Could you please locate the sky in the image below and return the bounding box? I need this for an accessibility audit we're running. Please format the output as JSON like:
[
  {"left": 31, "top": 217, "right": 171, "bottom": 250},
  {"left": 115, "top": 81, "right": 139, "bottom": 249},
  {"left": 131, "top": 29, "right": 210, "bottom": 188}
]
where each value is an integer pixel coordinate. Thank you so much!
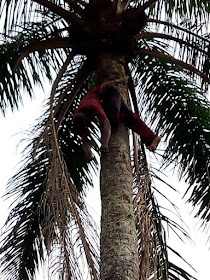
[{"left": 0, "top": 90, "right": 210, "bottom": 280}]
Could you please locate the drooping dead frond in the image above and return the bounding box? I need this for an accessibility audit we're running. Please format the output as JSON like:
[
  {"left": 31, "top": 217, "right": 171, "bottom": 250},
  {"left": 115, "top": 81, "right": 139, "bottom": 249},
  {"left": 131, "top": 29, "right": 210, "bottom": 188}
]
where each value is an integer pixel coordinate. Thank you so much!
[
  {"left": 132, "top": 139, "right": 168, "bottom": 280},
  {"left": 131, "top": 135, "right": 196, "bottom": 280},
  {"left": 40, "top": 117, "right": 100, "bottom": 279},
  {"left": 26, "top": 54, "right": 100, "bottom": 278},
  {"left": 0, "top": 55, "right": 100, "bottom": 279},
  {"left": 129, "top": 72, "right": 167, "bottom": 279},
  {"left": 33, "top": 58, "right": 90, "bottom": 158},
  {"left": 36, "top": 52, "right": 100, "bottom": 278}
]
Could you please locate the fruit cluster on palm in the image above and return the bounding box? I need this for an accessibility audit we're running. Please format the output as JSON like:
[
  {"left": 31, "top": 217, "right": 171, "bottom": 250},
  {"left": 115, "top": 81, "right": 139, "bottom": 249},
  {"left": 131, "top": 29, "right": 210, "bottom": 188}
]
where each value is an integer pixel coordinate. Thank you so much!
[{"left": 0, "top": 0, "right": 209, "bottom": 280}]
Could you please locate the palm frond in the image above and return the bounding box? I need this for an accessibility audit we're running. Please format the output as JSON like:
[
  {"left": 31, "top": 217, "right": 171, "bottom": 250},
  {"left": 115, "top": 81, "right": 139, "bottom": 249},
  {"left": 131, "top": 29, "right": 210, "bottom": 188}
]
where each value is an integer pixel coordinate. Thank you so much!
[
  {"left": 141, "top": 0, "right": 158, "bottom": 11},
  {"left": 135, "top": 19, "right": 210, "bottom": 86},
  {"left": 0, "top": 149, "right": 48, "bottom": 280},
  {"left": 0, "top": 68, "right": 101, "bottom": 279},
  {"left": 0, "top": 0, "right": 84, "bottom": 34},
  {"left": 132, "top": 137, "right": 196, "bottom": 280},
  {"left": 57, "top": 71, "right": 100, "bottom": 191},
  {"left": 0, "top": 18, "right": 73, "bottom": 113},
  {"left": 64, "top": 0, "right": 86, "bottom": 12},
  {"left": 135, "top": 48, "right": 210, "bottom": 83},
  {"left": 13, "top": 37, "right": 73, "bottom": 72},
  {"left": 0, "top": 0, "right": 37, "bottom": 33},
  {"left": 0, "top": 49, "right": 100, "bottom": 279},
  {"left": 33, "top": 56, "right": 97, "bottom": 191},
  {"left": 146, "top": 0, "right": 210, "bottom": 24},
  {"left": 0, "top": 141, "right": 100, "bottom": 280},
  {"left": 41, "top": 118, "right": 100, "bottom": 279},
  {"left": 168, "top": 262, "right": 196, "bottom": 280},
  {"left": 33, "top": 0, "right": 83, "bottom": 24},
  {"left": 137, "top": 31, "right": 209, "bottom": 59},
  {"left": 132, "top": 55, "right": 210, "bottom": 224}
]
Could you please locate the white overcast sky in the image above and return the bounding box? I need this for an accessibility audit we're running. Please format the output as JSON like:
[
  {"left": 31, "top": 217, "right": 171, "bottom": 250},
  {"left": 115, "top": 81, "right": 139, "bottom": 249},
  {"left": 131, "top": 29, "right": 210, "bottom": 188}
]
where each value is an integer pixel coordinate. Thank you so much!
[{"left": 0, "top": 87, "right": 210, "bottom": 280}]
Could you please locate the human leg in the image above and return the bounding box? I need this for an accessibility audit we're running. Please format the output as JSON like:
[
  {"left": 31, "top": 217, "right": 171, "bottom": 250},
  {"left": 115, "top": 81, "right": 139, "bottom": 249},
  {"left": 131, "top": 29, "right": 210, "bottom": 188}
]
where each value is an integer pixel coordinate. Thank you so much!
[
  {"left": 148, "top": 136, "right": 161, "bottom": 151},
  {"left": 103, "top": 84, "right": 121, "bottom": 125},
  {"left": 123, "top": 111, "right": 161, "bottom": 151},
  {"left": 100, "top": 118, "right": 111, "bottom": 153},
  {"left": 74, "top": 103, "right": 111, "bottom": 157},
  {"left": 102, "top": 84, "right": 161, "bottom": 151}
]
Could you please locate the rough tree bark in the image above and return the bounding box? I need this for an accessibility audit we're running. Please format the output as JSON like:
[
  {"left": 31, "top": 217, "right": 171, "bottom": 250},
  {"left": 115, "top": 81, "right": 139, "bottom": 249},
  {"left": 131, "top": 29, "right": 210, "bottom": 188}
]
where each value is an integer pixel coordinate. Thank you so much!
[{"left": 98, "top": 52, "right": 139, "bottom": 280}]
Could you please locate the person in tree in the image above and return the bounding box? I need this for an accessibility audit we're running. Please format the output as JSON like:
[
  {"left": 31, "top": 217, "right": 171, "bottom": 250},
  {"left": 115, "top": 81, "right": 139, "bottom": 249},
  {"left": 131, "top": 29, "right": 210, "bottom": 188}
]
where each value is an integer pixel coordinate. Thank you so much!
[{"left": 73, "top": 84, "right": 161, "bottom": 160}]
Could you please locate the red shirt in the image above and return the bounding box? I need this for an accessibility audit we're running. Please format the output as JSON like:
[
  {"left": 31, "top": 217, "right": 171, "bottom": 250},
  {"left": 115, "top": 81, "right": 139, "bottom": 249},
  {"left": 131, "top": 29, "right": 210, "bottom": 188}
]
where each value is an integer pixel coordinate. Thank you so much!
[{"left": 74, "top": 84, "right": 107, "bottom": 122}]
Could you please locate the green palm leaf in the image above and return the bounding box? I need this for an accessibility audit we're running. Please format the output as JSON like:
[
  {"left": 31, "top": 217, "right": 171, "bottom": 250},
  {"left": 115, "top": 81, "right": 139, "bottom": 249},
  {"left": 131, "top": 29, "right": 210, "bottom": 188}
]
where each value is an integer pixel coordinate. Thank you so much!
[
  {"left": 140, "top": 0, "right": 210, "bottom": 22},
  {"left": 0, "top": 19, "right": 73, "bottom": 113},
  {"left": 132, "top": 53, "right": 210, "bottom": 223}
]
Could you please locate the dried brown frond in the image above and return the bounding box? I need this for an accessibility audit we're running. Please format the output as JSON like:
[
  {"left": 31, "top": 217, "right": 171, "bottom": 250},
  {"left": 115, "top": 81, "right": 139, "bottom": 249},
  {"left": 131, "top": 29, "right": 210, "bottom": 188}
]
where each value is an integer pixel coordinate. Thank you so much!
[
  {"left": 132, "top": 138, "right": 168, "bottom": 280},
  {"left": 133, "top": 144, "right": 155, "bottom": 280},
  {"left": 33, "top": 59, "right": 89, "bottom": 158},
  {"left": 30, "top": 56, "right": 99, "bottom": 279},
  {"left": 40, "top": 117, "right": 100, "bottom": 279}
]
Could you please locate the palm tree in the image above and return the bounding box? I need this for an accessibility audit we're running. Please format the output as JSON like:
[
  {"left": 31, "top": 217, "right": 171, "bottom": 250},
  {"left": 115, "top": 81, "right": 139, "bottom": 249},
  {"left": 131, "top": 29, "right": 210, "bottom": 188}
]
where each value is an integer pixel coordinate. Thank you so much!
[{"left": 0, "top": 0, "right": 209, "bottom": 279}]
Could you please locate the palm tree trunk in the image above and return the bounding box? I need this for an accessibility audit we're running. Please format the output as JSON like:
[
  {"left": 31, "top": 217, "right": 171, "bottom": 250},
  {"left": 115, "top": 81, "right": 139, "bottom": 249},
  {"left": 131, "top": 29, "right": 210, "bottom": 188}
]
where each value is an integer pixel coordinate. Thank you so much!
[{"left": 98, "top": 52, "right": 139, "bottom": 280}]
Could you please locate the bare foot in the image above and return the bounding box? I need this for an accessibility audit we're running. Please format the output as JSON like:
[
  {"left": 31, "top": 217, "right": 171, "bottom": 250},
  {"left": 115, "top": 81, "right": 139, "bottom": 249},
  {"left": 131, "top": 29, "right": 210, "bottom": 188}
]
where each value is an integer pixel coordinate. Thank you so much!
[
  {"left": 149, "top": 136, "right": 161, "bottom": 152},
  {"left": 100, "top": 145, "right": 109, "bottom": 153},
  {"left": 83, "top": 140, "right": 93, "bottom": 160}
]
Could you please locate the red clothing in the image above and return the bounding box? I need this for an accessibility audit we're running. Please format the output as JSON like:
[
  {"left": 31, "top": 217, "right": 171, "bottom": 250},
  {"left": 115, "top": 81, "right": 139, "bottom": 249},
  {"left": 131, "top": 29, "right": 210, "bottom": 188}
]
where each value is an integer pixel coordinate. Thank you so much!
[
  {"left": 74, "top": 84, "right": 156, "bottom": 146},
  {"left": 74, "top": 84, "right": 107, "bottom": 122},
  {"left": 124, "top": 111, "right": 156, "bottom": 147}
]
